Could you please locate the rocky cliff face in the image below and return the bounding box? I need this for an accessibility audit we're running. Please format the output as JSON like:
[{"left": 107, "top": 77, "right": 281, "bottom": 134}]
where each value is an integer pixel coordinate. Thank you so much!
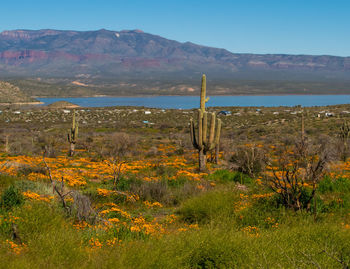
[{"left": 0, "top": 29, "right": 350, "bottom": 81}]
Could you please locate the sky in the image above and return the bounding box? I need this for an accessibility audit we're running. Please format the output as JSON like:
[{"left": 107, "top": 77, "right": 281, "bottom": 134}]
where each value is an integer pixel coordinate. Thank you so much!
[{"left": 1, "top": 0, "right": 350, "bottom": 56}]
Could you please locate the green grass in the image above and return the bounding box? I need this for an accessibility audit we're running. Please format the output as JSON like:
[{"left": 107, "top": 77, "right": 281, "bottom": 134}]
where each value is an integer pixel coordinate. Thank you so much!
[
  {"left": 2, "top": 152, "right": 350, "bottom": 268},
  {"left": 207, "top": 169, "right": 253, "bottom": 184},
  {"left": 3, "top": 211, "right": 350, "bottom": 268},
  {"left": 113, "top": 221, "right": 350, "bottom": 268},
  {"left": 1, "top": 176, "right": 350, "bottom": 268},
  {"left": 0, "top": 174, "right": 18, "bottom": 192},
  {"left": 177, "top": 186, "right": 238, "bottom": 224}
]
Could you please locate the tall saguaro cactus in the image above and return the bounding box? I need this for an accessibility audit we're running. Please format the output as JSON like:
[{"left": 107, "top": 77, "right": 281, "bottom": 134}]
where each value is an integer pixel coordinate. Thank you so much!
[
  {"left": 67, "top": 110, "right": 78, "bottom": 156},
  {"left": 190, "top": 75, "right": 222, "bottom": 171}
]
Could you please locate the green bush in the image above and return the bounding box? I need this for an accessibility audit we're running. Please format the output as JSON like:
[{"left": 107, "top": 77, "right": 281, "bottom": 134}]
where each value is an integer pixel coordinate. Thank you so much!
[
  {"left": 230, "top": 146, "right": 266, "bottom": 177},
  {"left": 0, "top": 185, "right": 24, "bottom": 211},
  {"left": 178, "top": 190, "right": 237, "bottom": 224},
  {"left": 116, "top": 176, "right": 132, "bottom": 191},
  {"left": 207, "top": 169, "right": 252, "bottom": 184},
  {"left": 187, "top": 235, "right": 242, "bottom": 268},
  {"left": 319, "top": 176, "right": 350, "bottom": 194},
  {"left": 167, "top": 176, "right": 187, "bottom": 188},
  {"left": 130, "top": 179, "right": 181, "bottom": 205},
  {"left": 0, "top": 174, "right": 17, "bottom": 192}
]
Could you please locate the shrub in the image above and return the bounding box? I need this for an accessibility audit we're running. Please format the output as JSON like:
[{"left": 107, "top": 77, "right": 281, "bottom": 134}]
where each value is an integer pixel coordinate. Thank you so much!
[
  {"left": 167, "top": 176, "right": 188, "bottom": 188},
  {"left": 0, "top": 185, "right": 24, "bottom": 210},
  {"left": 230, "top": 144, "right": 267, "bottom": 177},
  {"left": 207, "top": 169, "right": 252, "bottom": 184},
  {"left": 178, "top": 190, "right": 236, "bottom": 224},
  {"left": 315, "top": 176, "right": 350, "bottom": 212},
  {"left": 187, "top": 235, "right": 241, "bottom": 268},
  {"left": 151, "top": 164, "right": 177, "bottom": 178},
  {"left": 318, "top": 176, "right": 350, "bottom": 194},
  {"left": 17, "top": 165, "right": 47, "bottom": 177},
  {"left": 116, "top": 176, "right": 132, "bottom": 191},
  {"left": 131, "top": 180, "right": 169, "bottom": 203},
  {"left": 0, "top": 174, "right": 17, "bottom": 191},
  {"left": 265, "top": 140, "right": 329, "bottom": 211}
]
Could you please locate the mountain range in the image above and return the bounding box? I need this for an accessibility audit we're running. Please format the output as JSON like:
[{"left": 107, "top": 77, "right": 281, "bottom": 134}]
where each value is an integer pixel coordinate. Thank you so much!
[{"left": 1, "top": 29, "right": 350, "bottom": 96}]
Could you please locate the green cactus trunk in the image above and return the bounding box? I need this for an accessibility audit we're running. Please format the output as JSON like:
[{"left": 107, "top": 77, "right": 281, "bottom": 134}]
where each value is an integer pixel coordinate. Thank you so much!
[
  {"left": 70, "top": 142, "right": 75, "bottom": 157},
  {"left": 67, "top": 110, "right": 78, "bottom": 157},
  {"left": 199, "top": 148, "right": 206, "bottom": 171},
  {"left": 190, "top": 75, "right": 222, "bottom": 171}
]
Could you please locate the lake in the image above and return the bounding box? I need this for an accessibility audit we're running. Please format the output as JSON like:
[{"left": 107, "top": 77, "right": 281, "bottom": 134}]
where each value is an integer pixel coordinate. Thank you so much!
[{"left": 38, "top": 95, "right": 350, "bottom": 109}]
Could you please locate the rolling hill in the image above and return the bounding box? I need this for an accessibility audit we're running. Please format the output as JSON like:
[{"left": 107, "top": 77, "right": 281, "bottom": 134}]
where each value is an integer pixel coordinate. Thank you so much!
[{"left": 0, "top": 81, "right": 39, "bottom": 104}]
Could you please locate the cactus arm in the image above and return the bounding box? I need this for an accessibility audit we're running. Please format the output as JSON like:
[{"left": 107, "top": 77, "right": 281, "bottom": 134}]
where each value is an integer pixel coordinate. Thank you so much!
[
  {"left": 198, "top": 109, "right": 203, "bottom": 150},
  {"left": 214, "top": 119, "right": 222, "bottom": 164},
  {"left": 209, "top": 118, "right": 221, "bottom": 151},
  {"left": 207, "top": 112, "right": 216, "bottom": 150},
  {"left": 72, "top": 111, "right": 76, "bottom": 130},
  {"left": 213, "top": 119, "right": 222, "bottom": 150},
  {"left": 202, "top": 112, "right": 208, "bottom": 145},
  {"left": 200, "top": 75, "right": 207, "bottom": 113},
  {"left": 75, "top": 121, "right": 79, "bottom": 139},
  {"left": 190, "top": 119, "right": 199, "bottom": 149}
]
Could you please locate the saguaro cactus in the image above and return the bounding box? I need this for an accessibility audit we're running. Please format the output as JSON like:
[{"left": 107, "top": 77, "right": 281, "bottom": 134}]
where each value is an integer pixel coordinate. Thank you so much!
[
  {"left": 67, "top": 110, "right": 78, "bottom": 156},
  {"left": 190, "top": 75, "right": 222, "bottom": 171}
]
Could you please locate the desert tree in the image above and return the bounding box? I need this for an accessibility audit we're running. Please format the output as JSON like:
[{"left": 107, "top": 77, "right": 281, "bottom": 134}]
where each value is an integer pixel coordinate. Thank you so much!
[
  {"left": 230, "top": 143, "right": 267, "bottom": 178},
  {"left": 43, "top": 153, "right": 97, "bottom": 222},
  {"left": 42, "top": 155, "right": 73, "bottom": 213},
  {"left": 265, "top": 138, "right": 329, "bottom": 211},
  {"left": 102, "top": 132, "right": 135, "bottom": 188}
]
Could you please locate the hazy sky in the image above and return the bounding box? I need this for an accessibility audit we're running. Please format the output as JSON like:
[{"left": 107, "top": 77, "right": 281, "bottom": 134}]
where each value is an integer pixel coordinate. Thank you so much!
[{"left": 1, "top": 0, "right": 349, "bottom": 56}]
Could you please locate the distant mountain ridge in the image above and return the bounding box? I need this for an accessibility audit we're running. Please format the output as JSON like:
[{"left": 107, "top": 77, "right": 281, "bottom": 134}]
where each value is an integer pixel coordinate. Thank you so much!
[{"left": 1, "top": 29, "right": 350, "bottom": 81}]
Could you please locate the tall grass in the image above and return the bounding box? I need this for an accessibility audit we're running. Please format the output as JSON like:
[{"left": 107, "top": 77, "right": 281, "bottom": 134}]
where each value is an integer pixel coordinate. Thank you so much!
[{"left": 2, "top": 173, "right": 350, "bottom": 268}]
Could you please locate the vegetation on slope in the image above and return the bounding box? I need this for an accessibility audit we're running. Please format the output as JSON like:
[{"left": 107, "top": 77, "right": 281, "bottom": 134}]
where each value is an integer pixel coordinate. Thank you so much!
[
  {"left": 0, "top": 81, "right": 38, "bottom": 104},
  {"left": 0, "top": 102, "right": 350, "bottom": 267},
  {"left": 7, "top": 78, "right": 350, "bottom": 97}
]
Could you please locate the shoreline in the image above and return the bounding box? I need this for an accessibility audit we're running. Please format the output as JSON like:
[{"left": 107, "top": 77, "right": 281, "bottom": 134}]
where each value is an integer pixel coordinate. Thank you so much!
[{"left": 0, "top": 101, "right": 44, "bottom": 106}]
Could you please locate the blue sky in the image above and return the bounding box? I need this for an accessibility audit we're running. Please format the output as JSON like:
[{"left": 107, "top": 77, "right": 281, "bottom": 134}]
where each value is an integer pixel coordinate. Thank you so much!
[{"left": 1, "top": 0, "right": 349, "bottom": 56}]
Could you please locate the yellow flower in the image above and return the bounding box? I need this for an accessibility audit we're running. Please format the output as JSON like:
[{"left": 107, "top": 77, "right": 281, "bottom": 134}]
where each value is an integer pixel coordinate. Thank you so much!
[
  {"left": 5, "top": 240, "right": 27, "bottom": 255},
  {"left": 143, "top": 201, "right": 163, "bottom": 208},
  {"left": 23, "top": 190, "right": 53, "bottom": 203}
]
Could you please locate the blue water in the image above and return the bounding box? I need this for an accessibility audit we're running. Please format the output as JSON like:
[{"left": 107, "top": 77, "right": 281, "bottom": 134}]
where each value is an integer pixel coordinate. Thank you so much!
[{"left": 38, "top": 95, "right": 350, "bottom": 109}]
